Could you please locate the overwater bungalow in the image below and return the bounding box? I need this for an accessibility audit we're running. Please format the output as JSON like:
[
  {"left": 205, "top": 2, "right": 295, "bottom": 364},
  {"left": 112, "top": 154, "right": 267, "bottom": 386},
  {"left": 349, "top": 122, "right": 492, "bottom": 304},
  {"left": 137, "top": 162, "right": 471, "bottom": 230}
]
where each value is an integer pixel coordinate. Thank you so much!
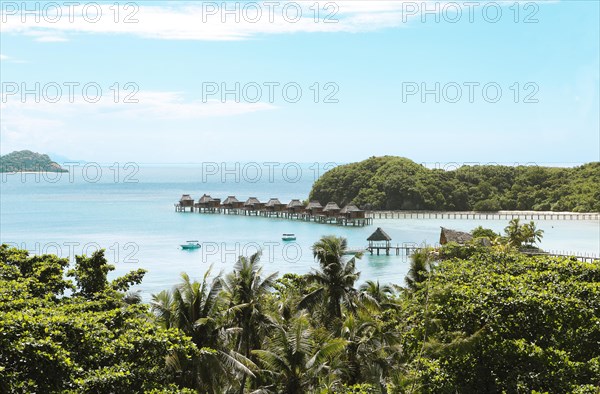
[
  {"left": 175, "top": 193, "right": 371, "bottom": 226},
  {"left": 243, "top": 197, "right": 264, "bottom": 215},
  {"left": 439, "top": 227, "right": 473, "bottom": 245},
  {"left": 323, "top": 202, "right": 341, "bottom": 218},
  {"left": 265, "top": 198, "right": 285, "bottom": 212},
  {"left": 196, "top": 194, "right": 220, "bottom": 212},
  {"left": 340, "top": 204, "right": 366, "bottom": 219},
  {"left": 305, "top": 201, "right": 324, "bottom": 216},
  {"left": 286, "top": 199, "right": 305, "bottom": 214},
  {"left": 176, "top": 194, "right": 194, "bottom": 212},
  {"left": 221, "top": 196, "right": 244, "bottom": 213}
]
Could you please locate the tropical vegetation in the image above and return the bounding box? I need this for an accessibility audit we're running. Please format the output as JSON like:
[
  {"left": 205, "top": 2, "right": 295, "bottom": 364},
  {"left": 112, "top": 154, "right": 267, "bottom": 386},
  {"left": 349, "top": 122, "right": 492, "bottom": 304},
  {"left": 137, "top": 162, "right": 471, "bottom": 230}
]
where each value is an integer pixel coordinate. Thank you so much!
[
  {"left": 309, "top": 156, "right": 600, "bottom": 212},
  {"left": 0, "top": 150, "right": 67, "bottom": 173},
  {"left": 1, "top": 229, "right": 599, "bottom": 393}
]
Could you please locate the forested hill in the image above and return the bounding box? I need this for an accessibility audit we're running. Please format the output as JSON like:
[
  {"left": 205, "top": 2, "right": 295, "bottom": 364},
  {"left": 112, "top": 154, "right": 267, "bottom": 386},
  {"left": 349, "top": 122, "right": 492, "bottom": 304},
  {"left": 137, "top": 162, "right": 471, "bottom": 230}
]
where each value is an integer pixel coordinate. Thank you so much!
[
  {"left": 309, "top": 156, "right": 600, "bottom": 212},
  {"left": 0, "top": 150, "right": 67, "bottom": 173}
]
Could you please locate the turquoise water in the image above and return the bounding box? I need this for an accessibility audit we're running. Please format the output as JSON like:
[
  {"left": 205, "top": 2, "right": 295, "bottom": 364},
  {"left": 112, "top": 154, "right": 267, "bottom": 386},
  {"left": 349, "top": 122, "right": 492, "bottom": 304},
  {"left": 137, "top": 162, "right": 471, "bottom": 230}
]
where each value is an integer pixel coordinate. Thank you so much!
[{"left": 1, "top": 165, "right": 599, "bottom": 300}]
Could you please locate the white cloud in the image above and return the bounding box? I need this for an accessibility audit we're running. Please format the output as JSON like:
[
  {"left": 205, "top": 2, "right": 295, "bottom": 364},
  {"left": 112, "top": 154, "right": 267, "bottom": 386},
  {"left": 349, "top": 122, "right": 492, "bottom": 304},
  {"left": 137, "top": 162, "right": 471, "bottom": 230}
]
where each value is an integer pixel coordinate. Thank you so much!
[
  {"left": 0, "top": 1, "right": 560, "bottom": 42},
  {"left": 0, "top": 53, "right": 27, "bottom": 63},
  {"left": 0, "top": 1, "right": 432, "bottom": 42},
  {"left": 0, "top": 90, "right": 275, "bottom": 155}
]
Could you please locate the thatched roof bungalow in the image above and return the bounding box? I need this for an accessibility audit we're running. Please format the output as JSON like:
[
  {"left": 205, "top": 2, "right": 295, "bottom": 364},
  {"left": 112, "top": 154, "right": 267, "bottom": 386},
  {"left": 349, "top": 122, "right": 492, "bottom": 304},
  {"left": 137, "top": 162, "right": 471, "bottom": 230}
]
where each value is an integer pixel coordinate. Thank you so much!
[
  {"left": 265, "top": 198, "right": 285, "bottom": 212},
  {"left": 439, "top": 227, "right": 473, "bottom": 245},
  {"left": 179, "top": 194, "right": 194, "bottom": 208},
  {"left": 244, "top": 197, "right": 264, "bottom": 211},
  {"left": 340, "top": 204, "right": 365, "bottom": 219},
  {"left": 222, "top": 196, "right": 243, "bottom": 209},
  {"left": 323, "top": 202, "right": 341, "bottom": 217},
  {"left": 367, "top": 227, "right": 392, "bottom": 248},
  {"left": 286, "top": 199, "right": 305, "bottom": 213},
  {"left": 196, "top": 194, "right": 216, "bottom": 208},
  {"left": 305, "top": 201, "right": 323, "bottom": 215}
]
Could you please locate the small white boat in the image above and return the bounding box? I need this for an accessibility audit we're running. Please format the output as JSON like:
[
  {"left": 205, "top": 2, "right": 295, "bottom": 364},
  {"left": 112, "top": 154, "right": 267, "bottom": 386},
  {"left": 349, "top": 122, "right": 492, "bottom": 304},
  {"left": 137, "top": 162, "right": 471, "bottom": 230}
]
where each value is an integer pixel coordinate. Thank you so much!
[
  {"left": 282, "top": 233, "right": 296, "bottom": 241},
  {"left": 181, "top": 240, "right": 201, "bottom": 250}
]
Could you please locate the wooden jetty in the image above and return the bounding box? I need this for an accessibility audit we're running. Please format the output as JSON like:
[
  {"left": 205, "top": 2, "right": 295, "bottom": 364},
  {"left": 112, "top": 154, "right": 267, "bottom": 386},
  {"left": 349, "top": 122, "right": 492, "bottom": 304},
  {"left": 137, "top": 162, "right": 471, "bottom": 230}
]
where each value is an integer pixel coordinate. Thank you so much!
[
  {"left": 174, "top": 195, "right": 373, "bottom": 227},
  {"left": 366, "top": 210, "right": 599, "bottom": 221},
  {"left": 523, "top": 251, "right": 599, "bottom": 263}
]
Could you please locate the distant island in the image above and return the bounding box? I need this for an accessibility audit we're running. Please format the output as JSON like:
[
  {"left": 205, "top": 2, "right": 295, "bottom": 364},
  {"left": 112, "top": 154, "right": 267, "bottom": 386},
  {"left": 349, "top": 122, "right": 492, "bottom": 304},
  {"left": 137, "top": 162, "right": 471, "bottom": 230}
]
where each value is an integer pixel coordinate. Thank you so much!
[
  {"left": 309, "top": 156, "right": 600, "bottom": 213},
  {"left": 0, "top": 150, "right": 68, "bottom": 173}
]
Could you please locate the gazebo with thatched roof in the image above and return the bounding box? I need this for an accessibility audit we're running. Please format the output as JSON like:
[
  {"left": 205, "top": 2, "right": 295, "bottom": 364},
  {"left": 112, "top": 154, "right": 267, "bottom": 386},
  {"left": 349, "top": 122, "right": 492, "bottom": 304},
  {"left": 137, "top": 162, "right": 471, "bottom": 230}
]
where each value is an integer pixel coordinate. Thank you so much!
[
  {"left": 322, "top": 202, "right": 341, "bottom": 218},
  {"left": 439, "top": 227, "right": 473, "bottom": 245},
  {"left": 367, "top": 227, "right": 392, "bottom": 248}
]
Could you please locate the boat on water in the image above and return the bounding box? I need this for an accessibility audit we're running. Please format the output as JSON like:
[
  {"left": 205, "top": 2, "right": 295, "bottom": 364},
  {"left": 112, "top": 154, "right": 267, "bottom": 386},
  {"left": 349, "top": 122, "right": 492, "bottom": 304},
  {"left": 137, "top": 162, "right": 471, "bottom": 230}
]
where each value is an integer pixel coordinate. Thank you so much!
[
  {"left": 282, "top": 233, "right": 296, "bottom": 241},
  {"left": 181, "top": 240, "right": 201, "bottom": 250}
]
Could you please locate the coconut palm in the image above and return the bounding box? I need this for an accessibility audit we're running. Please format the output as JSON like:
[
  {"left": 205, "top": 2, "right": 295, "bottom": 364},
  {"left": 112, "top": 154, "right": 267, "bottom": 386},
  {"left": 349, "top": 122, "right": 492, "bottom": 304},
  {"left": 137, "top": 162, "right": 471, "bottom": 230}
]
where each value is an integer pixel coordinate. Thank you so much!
[
  {"left": 151, "top": 268, "right": 254, "bottom": 392},
  {"left": 252, "top": 312, "right": 347, "bottom": 394},
  {"left": 405, "top": 250, "right": 431, "bottom": 291},
  {"left": 222, "top": 252, "right": 278, "bottom": 392},
  {"left": 358, "top": 280, "right": 397, "bottom": 310},
  {"left": 504, "top": 218, "right": 524, "bottom": 247},
  {"left": 523, "top": 221, "right": 544, "bottom": 247},
  {"left": 298, "top": 236, "right": 361, "bottom": 327}
]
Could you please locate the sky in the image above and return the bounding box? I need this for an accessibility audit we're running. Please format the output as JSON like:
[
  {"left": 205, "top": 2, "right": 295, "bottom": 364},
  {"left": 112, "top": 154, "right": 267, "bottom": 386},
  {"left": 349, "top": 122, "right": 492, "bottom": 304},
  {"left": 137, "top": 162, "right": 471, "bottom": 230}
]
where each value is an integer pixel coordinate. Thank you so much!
[{"left": 0, "top": 0, "right": 599, "bottom": 165}]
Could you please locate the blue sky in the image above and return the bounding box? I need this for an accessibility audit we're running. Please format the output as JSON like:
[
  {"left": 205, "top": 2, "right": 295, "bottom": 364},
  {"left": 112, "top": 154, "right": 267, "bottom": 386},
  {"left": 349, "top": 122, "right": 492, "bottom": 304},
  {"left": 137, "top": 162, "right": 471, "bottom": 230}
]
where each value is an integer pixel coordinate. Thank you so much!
[{"left": 1, "top": 0, "right": 598, "bottom": 165}]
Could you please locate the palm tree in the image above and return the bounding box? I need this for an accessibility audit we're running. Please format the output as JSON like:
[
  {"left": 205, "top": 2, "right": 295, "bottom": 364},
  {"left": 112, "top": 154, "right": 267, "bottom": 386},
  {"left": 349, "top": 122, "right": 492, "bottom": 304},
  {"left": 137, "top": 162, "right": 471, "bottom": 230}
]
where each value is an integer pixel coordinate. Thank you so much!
[
  {"left": 405, "top": 249, "right": 431, "bottom": 291},
  {"left": 252, "top": 312, "right": 347, "bottom": 394},
  {"left": 298, "top": 236, "right": 361, "bottom": 327},
  {"left": 222, "top": 252, "right": 278, "bottom": 392},
  {"left": 358, "top": 280, "right": 397, "bottom": 310},
  {"left": 523, "top": 221, "right": 544, "bottom": 247},
  {"left": 504, "top": 218, "right": 524, "bottom": 247},
  {"left": 151, "top": 268, "right": 254, "bottom": 392}
]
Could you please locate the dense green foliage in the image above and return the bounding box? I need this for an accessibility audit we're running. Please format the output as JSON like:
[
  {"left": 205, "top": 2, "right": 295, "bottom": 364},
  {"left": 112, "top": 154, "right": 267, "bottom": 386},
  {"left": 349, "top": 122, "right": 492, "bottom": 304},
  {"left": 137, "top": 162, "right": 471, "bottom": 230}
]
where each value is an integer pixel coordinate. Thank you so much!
[
  {"left": 0, "top": 150, "right": 67, "bottom": 172},
  {"left": 0, "top": 246, "right": 196, "bottom": 393},
  {"left": 309, "top": 156, "right": 600, "bottom": 212},
  {"left": 2, "top": 235, "right": 599, "bottom": 393}
]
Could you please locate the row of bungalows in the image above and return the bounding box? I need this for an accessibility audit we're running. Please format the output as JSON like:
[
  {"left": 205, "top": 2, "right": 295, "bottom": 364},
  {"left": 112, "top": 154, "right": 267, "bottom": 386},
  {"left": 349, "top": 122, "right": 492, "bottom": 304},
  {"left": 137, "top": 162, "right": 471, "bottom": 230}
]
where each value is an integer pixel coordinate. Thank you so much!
[{"left": 175, "top": 194, "right": 371, "bottom": 226}]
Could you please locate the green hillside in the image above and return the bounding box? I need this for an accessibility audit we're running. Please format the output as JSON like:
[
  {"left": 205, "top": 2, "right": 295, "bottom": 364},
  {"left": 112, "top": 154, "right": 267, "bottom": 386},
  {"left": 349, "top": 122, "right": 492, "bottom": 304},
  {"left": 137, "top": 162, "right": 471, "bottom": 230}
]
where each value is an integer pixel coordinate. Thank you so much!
[
  {"left": 0, "top": 150, "right": 67, "bottom": 173},
  {"left": 309, "top": 156, "right": 600, "bottom": 212}
]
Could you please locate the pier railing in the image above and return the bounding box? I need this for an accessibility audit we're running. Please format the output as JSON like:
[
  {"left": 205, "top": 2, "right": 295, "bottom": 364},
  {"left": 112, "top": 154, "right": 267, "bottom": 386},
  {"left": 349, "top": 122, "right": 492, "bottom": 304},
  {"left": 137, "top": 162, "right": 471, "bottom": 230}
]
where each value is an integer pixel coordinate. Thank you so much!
[{"left": 366, "top": 210, "right": 599, "bottom": 221}]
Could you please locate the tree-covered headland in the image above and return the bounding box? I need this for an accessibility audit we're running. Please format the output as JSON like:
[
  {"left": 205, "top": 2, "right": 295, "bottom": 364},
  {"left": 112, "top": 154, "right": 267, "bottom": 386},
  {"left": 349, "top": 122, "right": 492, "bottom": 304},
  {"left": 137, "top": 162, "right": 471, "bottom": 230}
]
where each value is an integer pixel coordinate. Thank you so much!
[
  {"left": 1, "top": 224, "right": 598, "bottom": 393},
  {"left": 0, "top": 150, "right": 67, "bottom": 173},
  {"left": 309, "top": 156, "right": 600, "bottom": 212}
]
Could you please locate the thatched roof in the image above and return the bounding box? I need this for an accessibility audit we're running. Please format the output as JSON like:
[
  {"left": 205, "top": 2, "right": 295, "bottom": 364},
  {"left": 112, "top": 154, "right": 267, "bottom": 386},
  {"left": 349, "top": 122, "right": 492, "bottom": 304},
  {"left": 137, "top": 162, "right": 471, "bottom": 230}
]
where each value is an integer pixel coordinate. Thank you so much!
[
  {"left": 367, "top": 227, "right": 392, "bottom": 241},
  {"left": 180, "top": 194, "right": 193, "bottom": 202},
  {"left": 306, "top": 201, "right": 323, "bottom": 209},
  {"left": 440, "top": 227, "right": 473, "bottom": 244},
  {"left": 323, "top": 202, "right": 341, "bottom": 211},
  {"left": 245, "top": 197, "right": 261, "bottom": 206},
  {"left": 198, "top": 194, "right": 213, "bottom": 203},
  {"left": 287, "top": 199, "right": 304, "bottom": 208},
  {"left": 222, "top": 196, "right": 239, "bottom": 205},
  {"left": 266, "top": 198, "right": 283, "bottom": 207},
  {"left": 340, "top": 204, "right": 362, "bottom": 214}
]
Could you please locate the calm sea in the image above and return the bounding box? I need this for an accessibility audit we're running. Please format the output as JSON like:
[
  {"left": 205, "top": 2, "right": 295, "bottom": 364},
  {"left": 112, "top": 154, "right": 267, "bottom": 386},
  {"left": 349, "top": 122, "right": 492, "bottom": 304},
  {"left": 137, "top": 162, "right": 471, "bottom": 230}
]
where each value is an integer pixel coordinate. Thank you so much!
[{"left": 1, "top": 164, "right": 599, "bottom": 300}]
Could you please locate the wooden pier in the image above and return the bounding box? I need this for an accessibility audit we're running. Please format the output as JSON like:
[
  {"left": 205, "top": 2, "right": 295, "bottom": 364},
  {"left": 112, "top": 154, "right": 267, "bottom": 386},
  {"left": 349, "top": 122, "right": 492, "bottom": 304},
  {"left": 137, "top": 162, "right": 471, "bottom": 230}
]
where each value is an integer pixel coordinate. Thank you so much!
[
  {"left": 523, "top": 251, "right": 599, "bottom": 263},
  {"left": 175, "top": 194, "right": 373, "bottom": 227},
  {"left": 366, "top": 210, "right": 599, "bottom": 221},
  {"left": 367, "top": 245, "right": 421, "bottom": 256}
]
